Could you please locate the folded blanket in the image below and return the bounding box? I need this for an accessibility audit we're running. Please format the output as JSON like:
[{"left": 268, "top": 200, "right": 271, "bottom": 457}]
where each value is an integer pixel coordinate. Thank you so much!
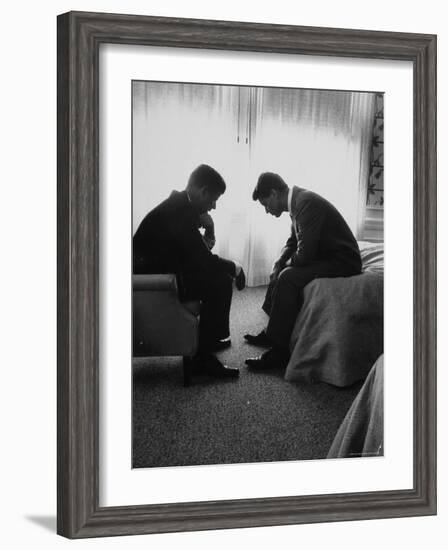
[{"left": 358, "top": 241, "right": 384, "bottom": 274}]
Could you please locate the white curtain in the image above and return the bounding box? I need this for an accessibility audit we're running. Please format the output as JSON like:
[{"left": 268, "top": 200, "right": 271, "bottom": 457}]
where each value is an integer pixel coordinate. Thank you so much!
[
  {"left": 132, "top": 82, "right": 242, "bottom": 231},
  {"left": 133, "top": 82, "right": 375, "bottom": 286}
]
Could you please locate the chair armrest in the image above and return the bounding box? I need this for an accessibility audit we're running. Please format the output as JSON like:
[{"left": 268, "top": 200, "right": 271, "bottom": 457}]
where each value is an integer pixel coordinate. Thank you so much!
[
  {"left": 133, "top": 274, "right": 178, "bottom": 292},
  {"left": 133, "top": 274, "right": 198, "bottom": 357}
]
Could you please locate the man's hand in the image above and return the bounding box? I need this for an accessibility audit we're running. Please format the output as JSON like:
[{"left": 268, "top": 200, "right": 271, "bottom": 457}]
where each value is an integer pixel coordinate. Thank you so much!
[
  {"left": 203, "top": 233, "right": 216, "bottom": 250},
  {"left": 269, "top": 261, "right": 284, "bottom": 283},
  {"left": 198, "top": 212, "right": 214, "bottom": 231},
  {"left": 199, "top": 213, "right": 216, "bottom": 250}
]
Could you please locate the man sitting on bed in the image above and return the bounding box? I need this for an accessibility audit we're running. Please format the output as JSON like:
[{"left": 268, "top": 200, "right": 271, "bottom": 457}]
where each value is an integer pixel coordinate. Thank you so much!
[
  {"left": 245, "top": 172, "right": 362, "bottom": 371},
  {"left": 133, "top": 164, "right": 246, "bottom": 379}
]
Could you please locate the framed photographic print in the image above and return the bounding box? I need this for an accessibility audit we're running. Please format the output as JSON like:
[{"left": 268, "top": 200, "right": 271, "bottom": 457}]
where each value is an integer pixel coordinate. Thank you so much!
[{"left": 57, "top": 11, "right": 436, "bottom": 538}]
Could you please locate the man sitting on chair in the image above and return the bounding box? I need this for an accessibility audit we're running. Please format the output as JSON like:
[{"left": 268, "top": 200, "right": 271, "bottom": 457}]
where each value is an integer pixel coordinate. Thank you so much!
[
  {"left": 245, "top": 172, "right": 362, "bottom": 371},
  {"left": 133, "top": 164, "right": 246, "bottom": 379}
]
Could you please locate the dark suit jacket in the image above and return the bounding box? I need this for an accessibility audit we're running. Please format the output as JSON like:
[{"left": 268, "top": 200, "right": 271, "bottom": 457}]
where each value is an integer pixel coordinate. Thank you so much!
[
  {"left": 278, "top": 186, "right": 362, "bottom": 273},
  {"left": 133, "top": 190, "right": 235, "bottom": 298}
]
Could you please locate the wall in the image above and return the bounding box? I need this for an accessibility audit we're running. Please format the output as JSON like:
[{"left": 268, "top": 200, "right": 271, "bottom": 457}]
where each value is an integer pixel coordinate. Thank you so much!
[{"left": 1, "top": 1, "right": 445, "bottom": 549}]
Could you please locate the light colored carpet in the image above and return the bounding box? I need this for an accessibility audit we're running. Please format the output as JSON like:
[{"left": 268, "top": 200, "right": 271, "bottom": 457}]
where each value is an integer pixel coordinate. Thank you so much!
[{"left": 133, "top": 286, "right": 362, "bottom": 468}]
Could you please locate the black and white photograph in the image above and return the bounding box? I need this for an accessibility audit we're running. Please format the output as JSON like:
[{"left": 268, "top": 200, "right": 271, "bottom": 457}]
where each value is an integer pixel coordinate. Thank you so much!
[
  {"left": 132, "top": 80, "right": 384, "bottom": 469},
  {"left": 2, "top": 0, "right": 443, "bottom": 545}
]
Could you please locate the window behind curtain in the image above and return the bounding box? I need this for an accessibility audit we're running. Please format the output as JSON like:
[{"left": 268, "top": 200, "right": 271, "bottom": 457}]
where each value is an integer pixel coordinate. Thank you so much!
[{"left": 132, "top": 81, "right": 375, "bottom": 286}]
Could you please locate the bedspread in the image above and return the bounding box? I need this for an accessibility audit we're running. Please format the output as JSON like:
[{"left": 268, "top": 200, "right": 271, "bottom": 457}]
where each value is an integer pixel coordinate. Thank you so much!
[{"left": 284, "top": 242, "right": 383, "bottom": 387}]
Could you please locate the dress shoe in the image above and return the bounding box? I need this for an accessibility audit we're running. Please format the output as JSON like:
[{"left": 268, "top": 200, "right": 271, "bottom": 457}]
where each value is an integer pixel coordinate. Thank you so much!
[
  {"left": 208, "top": 338, "right": 231, "bottom": 353},
  {"left": 208, "top": 357, "right": 239, "bottom": 379},
  {"left": 245, "top": 347, "right": 288, "bottom": 370},
  {"left": 235, "top": 268, "right": 246, "bottom": 291},
  {"left": 243, "top": 330, "right": 271, "bottom": 348},
  {"left": 193, "top": 353, "right": 239, "bottom": 379}
]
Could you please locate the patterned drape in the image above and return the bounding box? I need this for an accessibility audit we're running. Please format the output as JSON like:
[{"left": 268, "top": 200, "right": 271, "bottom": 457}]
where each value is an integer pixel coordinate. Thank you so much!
[{"left": 367, "top": 93, "right": 384, "bottom": 207}]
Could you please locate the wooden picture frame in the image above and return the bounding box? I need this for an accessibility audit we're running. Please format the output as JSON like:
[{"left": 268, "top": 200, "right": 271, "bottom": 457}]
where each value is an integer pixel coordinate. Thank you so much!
[{"left": 57, "top": 11, "right": 437, "bottom": 538}]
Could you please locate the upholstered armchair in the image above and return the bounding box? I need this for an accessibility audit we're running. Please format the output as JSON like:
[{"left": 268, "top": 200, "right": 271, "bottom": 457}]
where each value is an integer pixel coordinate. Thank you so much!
[{"left": 133, "top": 274, "right": 200, "bottom": 386}]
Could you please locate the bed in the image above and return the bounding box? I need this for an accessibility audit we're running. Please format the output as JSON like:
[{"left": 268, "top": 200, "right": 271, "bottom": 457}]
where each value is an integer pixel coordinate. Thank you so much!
[
  {"left": 284, "top": 241, "right": 384, "bottom": 387},
  {"left": 327, "top": 354, "right": 384, "bottom": 458}
]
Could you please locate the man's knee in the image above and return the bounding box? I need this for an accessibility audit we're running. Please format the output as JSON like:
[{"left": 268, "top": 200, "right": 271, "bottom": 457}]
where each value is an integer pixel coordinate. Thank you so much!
[
  {"left": 206, "top": 271, "right": 233, "bottom": 294},
  {"left": 218, "top": 271, "right": 233, "bottom": 287},
  {"left": 275, "top": 266, "right": 312, "bottom": 291},
  {"left": 277, "top": 266, "right": 299, "bottom": 286}
]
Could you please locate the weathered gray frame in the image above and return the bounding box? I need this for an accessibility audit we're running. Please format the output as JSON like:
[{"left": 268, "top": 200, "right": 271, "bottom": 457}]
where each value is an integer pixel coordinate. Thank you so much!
[{"left": 57, "top": 11, "right": 437, "bottom": 538}]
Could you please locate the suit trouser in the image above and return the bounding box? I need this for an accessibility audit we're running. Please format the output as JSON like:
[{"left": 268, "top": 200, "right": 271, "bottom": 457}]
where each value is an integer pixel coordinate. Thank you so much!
[
  {"left": 262, "top": 262, "right": 360, "bottom": 350},
  {"left": 183, "top": 271, "right": 233, "bottom": 352}
]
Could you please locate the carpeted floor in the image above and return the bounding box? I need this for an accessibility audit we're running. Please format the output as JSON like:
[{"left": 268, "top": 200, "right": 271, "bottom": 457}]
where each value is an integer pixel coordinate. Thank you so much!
[{"left": 133, "top": 286, "right": 362, "bottom": 469}]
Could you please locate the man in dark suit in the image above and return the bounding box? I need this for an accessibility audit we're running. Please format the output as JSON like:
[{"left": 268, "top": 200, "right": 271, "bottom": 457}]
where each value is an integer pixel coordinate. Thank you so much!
[
  {"left": 245, "top": 172, "right": 362, "bottom": 371},
  {"left": 133, "top": 164, "right": 245, "bottom": 378}
]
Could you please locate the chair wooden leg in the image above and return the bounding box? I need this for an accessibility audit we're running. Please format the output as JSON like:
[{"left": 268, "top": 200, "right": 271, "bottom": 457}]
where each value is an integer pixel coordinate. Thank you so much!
[{"left": 183, "top": 356, "right": 192, "bottom": 387}]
